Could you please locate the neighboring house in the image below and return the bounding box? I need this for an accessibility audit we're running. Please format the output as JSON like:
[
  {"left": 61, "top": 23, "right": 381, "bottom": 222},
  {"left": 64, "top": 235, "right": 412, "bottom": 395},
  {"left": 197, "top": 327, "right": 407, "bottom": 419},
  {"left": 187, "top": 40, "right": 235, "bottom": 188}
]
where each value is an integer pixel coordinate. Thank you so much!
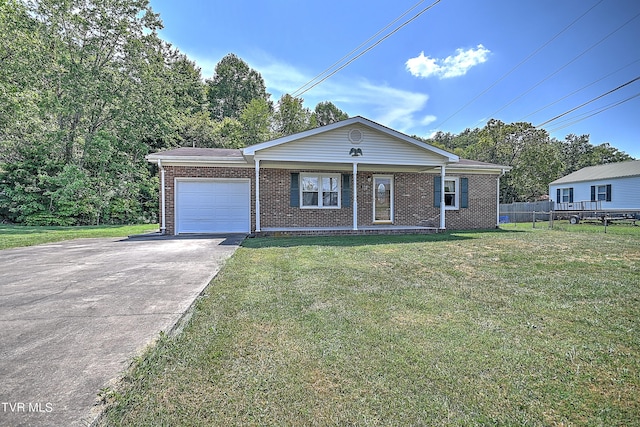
[
  {"left": 146, "top": 116, "right": 511, "bottom": 235},
  {"left": 549, "top": 160, "right": 640, "bottom": 211}
]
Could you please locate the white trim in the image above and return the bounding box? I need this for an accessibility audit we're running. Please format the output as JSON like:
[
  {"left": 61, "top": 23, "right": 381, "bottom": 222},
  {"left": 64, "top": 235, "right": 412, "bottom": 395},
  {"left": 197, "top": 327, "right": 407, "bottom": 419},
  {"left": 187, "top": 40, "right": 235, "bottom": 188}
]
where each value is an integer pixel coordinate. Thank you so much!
[
  {"left": 372, "top": 175, "right": 394, "bottom": 224},
  {"left": 174, "top": 177, "right": 251, "bottom": 235},
  {"left": 444, "top": 177, "right": 460, "bottom": 211},
  {"left": 158, "top": 160, "right": 166, "bottom": 233},
  {"left": 497, "top": 169, "right": 506, "bottom": 227},
  {"left": 145, "top": 155, "right": 249, "bottom": 165},
  {"left": 353, "top": 163, "right": 358, "bottom": 230},
  {"left": 255, "top": 160, "right": 260, "bottom": 232},
  {"left": 243, "top": 116, "right": 458, "bottom": 162},
  {"left": 440, "top": 166, "right": 446, "bottom": 229},
  {"left": 299, "top": 173, "right": 341, "bottom": 209}
]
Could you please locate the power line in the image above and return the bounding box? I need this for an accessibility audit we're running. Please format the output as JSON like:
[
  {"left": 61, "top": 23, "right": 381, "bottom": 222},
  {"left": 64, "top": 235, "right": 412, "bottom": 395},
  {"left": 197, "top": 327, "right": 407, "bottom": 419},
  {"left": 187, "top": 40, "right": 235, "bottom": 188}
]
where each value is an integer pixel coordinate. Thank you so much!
[
  {"left": 291, "top": 0, "right": 427, "bottom": 98},
  {"left": 519, "top": 57, "right": 640, "bottom": 121},
  {"left": 535, "top": 75, "right": 640, "bottom": 127},
  {"left": 292, "top": 0, "right": 442, "bottom": 98},
  {"left": 434, "top": 0, "right": 604, "bottom": 129},
  {"left": 547, "top": 92, "right": 640, "bottom": 133},
  {"left": 548, "top": 93, "right": 638, "bottom": 130},
  {"left": 487, "top": 10, "right": 640, "bottom": 119}
]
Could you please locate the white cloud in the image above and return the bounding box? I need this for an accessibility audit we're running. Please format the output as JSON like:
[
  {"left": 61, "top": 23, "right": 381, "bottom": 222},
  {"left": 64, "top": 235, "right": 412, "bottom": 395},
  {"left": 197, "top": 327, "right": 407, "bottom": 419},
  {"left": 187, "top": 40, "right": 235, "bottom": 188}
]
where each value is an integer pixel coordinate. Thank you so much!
[
  {"left": 421, "top": 115, "right": 437, "bottom": 126},
  {"left": 406, "top": 44, "right": 490, "bottom": 79},
  {"left": 249, "top": 56, "right": 433, "bottom": 133}
]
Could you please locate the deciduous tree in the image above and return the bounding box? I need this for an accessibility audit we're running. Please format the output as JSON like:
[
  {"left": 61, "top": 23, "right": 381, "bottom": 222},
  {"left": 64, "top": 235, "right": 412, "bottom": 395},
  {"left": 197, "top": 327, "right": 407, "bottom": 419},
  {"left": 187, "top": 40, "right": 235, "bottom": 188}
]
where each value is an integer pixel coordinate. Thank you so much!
[{"left": 206, "top": 53, "right": 270, "bottom": 121}]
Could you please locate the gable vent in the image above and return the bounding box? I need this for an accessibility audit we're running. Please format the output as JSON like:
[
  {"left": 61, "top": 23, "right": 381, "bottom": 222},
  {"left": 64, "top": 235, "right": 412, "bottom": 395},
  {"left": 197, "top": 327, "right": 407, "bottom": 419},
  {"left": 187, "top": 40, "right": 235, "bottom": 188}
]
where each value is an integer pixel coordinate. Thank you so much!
[{"left": 348, "top": 128, "right": 363, "bottom": 144}]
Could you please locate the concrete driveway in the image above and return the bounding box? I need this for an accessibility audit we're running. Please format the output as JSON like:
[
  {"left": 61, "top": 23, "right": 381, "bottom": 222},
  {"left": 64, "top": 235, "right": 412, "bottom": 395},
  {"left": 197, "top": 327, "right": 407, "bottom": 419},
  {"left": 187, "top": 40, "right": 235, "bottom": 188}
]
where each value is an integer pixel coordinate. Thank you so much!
[{"left": 0, "top": 234, "right": 244, "bottom": 427}]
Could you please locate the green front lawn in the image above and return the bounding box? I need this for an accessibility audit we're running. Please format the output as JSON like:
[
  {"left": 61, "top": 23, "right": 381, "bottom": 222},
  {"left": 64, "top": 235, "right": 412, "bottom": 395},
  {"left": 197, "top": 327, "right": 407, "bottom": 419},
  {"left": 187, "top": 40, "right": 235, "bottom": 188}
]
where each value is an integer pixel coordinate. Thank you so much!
[
  {"left": 100, "top": 227, "right": 639, "bottom": 426},
  {"left": 0, "top": 224, "right": 159, "bottom": 250}
]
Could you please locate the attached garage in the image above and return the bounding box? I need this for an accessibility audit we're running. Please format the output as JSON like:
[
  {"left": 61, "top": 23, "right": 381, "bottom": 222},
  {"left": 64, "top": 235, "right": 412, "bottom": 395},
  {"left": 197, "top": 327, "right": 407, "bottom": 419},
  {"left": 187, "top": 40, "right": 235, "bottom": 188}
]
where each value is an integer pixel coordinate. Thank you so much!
[{"left": 175, "top": 179, "right": 251, "bottom": 234}]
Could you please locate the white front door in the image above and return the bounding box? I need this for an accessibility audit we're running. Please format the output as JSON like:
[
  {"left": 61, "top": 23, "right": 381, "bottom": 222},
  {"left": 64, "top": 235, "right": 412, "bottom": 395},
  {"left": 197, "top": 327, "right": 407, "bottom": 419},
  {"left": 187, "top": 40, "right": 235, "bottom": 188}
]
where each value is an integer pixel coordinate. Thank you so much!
[{"left": 373, "top": 175, "right": 393, "bottom": 223}]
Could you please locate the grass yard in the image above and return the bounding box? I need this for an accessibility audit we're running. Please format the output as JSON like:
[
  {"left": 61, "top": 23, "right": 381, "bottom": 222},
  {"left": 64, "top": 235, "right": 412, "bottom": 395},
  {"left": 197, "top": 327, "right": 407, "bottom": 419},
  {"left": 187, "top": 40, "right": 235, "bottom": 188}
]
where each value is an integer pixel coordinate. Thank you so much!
[
  {"left": 100, "top": 226, "right": 639, "bottom": 426},
  {"left": 0, "top": 224, "right": 159, "bottom": 250}
]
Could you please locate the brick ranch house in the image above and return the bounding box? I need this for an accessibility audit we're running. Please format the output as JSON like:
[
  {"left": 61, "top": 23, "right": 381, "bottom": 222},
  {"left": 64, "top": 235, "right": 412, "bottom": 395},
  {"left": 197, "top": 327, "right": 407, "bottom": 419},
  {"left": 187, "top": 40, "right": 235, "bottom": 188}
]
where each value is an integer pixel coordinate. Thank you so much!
[{"left": 146, "top": 116, "right": 511, "bottom": 236}]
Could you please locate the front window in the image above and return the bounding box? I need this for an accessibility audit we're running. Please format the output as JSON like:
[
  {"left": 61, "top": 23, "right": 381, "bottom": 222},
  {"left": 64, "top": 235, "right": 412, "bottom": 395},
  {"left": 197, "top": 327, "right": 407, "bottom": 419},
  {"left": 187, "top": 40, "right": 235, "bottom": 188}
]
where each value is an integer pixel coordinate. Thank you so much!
[
  {"left": 444, "top": 178, "right": 458, "bottom": 209},
  {"left": 596, "top": 185, "right": 607, "bottom": 201},
  {"left": 560, "top": 188, "right": 572, "bottom": 203},
  {"left": 301, "top": 174, "right": 340, "bottom": 208}
]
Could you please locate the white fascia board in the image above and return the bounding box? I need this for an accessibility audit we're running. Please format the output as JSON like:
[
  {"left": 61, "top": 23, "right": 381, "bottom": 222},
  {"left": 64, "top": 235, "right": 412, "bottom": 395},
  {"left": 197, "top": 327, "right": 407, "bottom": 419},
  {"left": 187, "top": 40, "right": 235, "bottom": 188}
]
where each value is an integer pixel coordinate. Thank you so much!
[
  {"left": 447, "top": 165, "right": 512, "bottom": 174},
  {"left": 145, "top": 155, "right": 250, "bottom": 166}
]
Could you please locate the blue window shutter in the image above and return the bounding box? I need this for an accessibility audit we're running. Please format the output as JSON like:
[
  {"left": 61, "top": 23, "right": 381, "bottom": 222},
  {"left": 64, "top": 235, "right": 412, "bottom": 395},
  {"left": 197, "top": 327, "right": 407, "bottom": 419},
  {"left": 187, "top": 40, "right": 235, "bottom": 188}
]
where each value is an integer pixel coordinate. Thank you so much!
[
  {"left": 341, "top": 174, "right": 351, "bottom": 208},
  {"left": 460, "top": 177, "right": 469, "bottom": 208},
  {"left": 434, "top": 176, "right": 441, "bottom": 207},
  {"left": 290, "top": 173, "right": 299, "bottom": 207},
  {"left": 590, "top": 186, "right": 596, "bottom": 201},
  {"left": 606, "top": 184, "right": 612, "bottom": 202},
  {"left": 569, "top": 188, "right": 574, "bottom": 203},
  {"left": 556, "top": 189, "right": 561, "bottom": 203}
]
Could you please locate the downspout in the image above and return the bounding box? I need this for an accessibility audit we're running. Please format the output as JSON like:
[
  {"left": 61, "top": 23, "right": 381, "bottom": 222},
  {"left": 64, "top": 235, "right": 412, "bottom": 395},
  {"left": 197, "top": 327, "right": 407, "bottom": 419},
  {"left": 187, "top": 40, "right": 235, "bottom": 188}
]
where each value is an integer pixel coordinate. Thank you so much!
[
  {"left": 496, "top": 168, "right": 506, "bottom": 228},
  {"left": 158, "top": 159, "right": 166, "bottom": 234}
]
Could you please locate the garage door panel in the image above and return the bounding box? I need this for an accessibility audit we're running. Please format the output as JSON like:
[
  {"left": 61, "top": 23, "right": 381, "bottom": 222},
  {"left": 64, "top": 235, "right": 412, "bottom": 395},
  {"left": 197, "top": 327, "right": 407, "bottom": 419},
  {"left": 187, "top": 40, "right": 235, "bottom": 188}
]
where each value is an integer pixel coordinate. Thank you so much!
[{"left": 176, "top": 180, "right": 250, "bottom": 233}]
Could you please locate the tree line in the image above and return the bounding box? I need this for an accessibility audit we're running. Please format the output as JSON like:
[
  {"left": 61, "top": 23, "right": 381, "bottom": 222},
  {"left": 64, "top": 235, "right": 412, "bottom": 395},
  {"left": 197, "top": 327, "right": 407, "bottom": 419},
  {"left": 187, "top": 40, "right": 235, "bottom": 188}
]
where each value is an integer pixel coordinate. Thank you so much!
[
  {"left": 421, "top": 120, "right": 632, "bottom": 203},
  {"left": 0, "top": 0, "right": 346, "bottom": 226},
  {"left": 0, "top": 0, "right": 633, "bottom": 225}
]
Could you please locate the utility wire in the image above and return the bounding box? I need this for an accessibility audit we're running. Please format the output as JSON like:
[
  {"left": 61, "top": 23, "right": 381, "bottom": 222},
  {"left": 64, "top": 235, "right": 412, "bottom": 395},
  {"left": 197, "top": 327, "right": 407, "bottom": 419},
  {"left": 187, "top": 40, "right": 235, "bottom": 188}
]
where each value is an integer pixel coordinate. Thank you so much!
[
  {"left": 292, "top": 0, "right": 427, "bottom": 97},
  {"left": 292, "top": 0, "right": 442, "bottom": 98},
  {"left": 536, "top": 75, "right": 640, "bottom": 127},
  {"left": 487, "top": 11, "right": 640, "bottom": 119},
  {"left": 434, "top": 0, "right": 604, "bottom": 129},
  {"left": 547, "top": 92, "right": 640, "bottom": 133},
  {"left": 519, "top": 57, "right": 640, "bottom": 120},
  {"left": 549, "top": 93, "right": 639, "bottom": 129}
]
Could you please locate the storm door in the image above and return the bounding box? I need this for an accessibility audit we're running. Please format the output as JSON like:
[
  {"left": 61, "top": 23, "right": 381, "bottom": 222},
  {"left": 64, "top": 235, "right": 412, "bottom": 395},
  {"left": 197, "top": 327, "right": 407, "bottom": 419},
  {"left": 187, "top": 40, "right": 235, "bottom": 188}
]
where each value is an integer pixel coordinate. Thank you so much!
[{"left": 373, "top": 175, "right": 393, "bottom": 223}]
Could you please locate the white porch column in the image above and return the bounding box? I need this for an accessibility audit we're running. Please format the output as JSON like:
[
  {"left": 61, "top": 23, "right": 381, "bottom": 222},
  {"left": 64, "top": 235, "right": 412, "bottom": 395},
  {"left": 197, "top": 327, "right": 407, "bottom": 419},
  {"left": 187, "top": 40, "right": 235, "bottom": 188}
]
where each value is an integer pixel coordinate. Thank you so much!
[
  {"left": 352, "top": 162, "right": 358, "bottom": 230},
  {"left": 255, "top": 159, "right": 261, "bottom": 232},
  {"left": 496, "top": 170, "right": 501, "bottom": 227},
  {"left": 440, "top": 165, "right": 446, "bottom": 230}
]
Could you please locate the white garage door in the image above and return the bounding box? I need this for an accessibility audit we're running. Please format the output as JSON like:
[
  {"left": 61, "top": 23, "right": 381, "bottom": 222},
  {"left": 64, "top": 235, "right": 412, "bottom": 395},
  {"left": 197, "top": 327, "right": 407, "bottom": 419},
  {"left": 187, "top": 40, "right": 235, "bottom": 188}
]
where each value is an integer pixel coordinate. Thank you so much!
[{"left": 176, "top": 179, "right": 250, "bottom": 234}]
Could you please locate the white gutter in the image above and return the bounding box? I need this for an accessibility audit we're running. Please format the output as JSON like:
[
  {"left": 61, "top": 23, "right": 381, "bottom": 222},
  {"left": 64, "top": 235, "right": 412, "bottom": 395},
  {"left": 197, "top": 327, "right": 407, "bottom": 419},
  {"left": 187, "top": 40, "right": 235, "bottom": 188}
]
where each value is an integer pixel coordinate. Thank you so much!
[{"left": 158, "top": 159, "right": 166, "bottom": 234}]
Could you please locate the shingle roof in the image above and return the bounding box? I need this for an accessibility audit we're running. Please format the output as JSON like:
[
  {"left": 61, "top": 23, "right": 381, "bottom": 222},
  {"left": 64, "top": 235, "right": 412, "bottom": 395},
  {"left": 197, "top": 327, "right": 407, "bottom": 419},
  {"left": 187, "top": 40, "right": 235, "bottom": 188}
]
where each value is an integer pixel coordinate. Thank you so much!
[
  {"left": 456, "top": 159, "right": 511, "bottom": 169},
  {"left": 550, "top": 160, "right": 640, "bottom": 185},
  {"left": 148, "top": 147, "right": 243, "bottom": 158}
]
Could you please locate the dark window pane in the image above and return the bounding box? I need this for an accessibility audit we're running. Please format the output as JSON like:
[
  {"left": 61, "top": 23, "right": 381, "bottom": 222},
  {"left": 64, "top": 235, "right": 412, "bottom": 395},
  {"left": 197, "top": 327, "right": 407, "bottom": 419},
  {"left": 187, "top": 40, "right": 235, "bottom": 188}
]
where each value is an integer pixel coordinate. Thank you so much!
[
  {"left": 302, "top": 192, "right": 318, "bottom": 206},
  {"left": 445, "top": 194, "right": 455, "bottom": 206},
  {"left": 323, "top": 192, "right": 338, "bottom": 206}
]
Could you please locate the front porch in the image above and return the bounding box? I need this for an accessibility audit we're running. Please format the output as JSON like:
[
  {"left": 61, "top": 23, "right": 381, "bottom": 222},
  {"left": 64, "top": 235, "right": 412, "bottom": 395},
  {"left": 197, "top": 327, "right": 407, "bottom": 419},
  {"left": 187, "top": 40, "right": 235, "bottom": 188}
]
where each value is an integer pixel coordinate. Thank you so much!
[{"left": 255, "top": 225, "right": 440, "bottom": 237}]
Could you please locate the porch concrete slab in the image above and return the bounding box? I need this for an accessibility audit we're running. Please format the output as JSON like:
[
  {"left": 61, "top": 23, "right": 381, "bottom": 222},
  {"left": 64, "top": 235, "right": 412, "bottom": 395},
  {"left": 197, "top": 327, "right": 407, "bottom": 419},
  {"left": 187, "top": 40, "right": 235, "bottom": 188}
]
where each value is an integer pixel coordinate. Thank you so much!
[{"left": 0, "top": 234, "right": 244, "bottom": 427}]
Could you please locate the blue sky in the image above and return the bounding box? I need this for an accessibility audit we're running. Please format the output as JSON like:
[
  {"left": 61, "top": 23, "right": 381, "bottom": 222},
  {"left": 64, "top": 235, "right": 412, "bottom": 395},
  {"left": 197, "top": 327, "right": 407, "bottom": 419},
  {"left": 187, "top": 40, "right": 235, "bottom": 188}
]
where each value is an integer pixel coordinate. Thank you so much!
[{"left": 148, "top": 0, "right": 640, "bottom": 159}]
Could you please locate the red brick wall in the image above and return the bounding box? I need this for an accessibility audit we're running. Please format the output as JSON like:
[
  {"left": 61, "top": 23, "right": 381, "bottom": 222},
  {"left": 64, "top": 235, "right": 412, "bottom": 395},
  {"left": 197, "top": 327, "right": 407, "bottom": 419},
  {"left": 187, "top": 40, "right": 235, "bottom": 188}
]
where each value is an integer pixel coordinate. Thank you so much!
[
  {"left": 259, "top": 169, "right": 353, "bottom": 228},
  {"left": 439, "top": 174, "right": 499, "bottom": 229},
  {"left": 159, "top": 166, "right": 498, "bottom": 234},
  {"left": 161, "top": 166, "right": 254, "bottom": 235}
]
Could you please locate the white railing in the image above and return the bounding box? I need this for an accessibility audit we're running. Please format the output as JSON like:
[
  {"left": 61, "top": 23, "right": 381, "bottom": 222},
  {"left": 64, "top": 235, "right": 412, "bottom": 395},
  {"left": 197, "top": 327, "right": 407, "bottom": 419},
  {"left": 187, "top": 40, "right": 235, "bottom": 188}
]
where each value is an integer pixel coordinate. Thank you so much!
[{"left": 556, "top": 200, "right": 602, "bottom": 211}]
